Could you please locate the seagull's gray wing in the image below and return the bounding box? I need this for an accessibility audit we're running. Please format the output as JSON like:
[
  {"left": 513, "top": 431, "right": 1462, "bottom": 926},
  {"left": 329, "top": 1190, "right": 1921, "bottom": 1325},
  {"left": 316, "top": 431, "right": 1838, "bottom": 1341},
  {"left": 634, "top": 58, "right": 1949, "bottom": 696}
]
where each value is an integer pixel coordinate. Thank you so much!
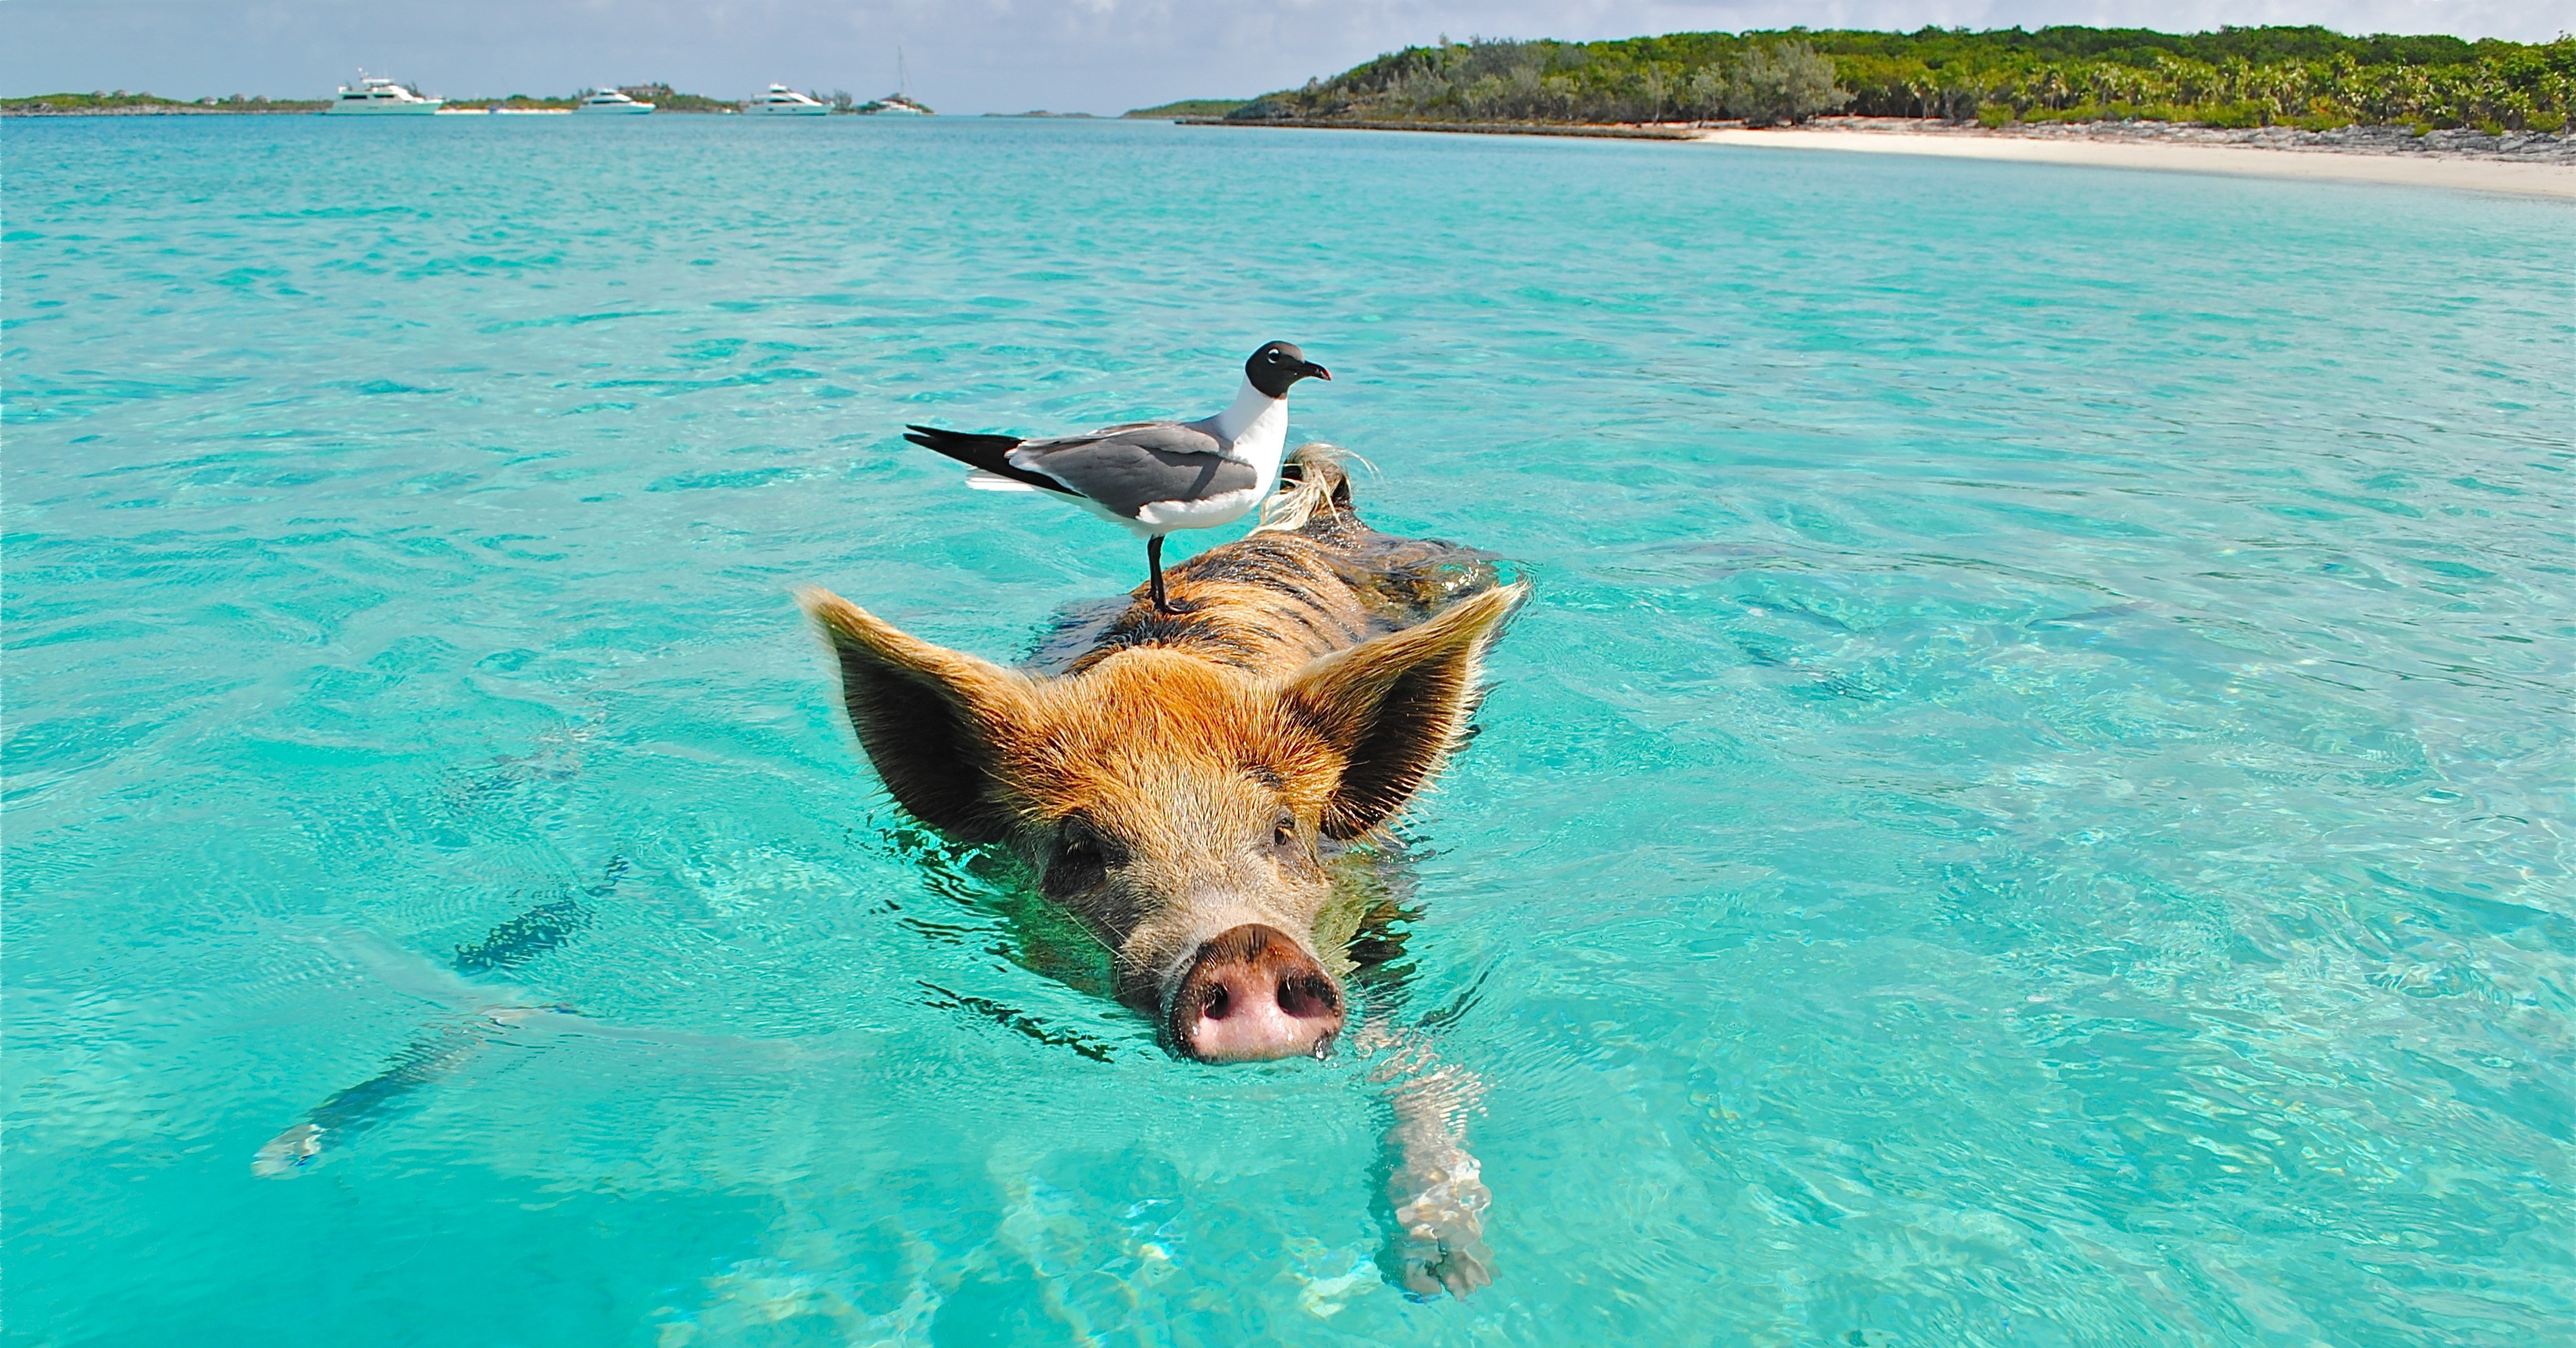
[
  {"left": 1007, "top": 423, "right": 1258, "bottom": 520},
  {"left": 1015, "top": 421, "right": 1225, "bottom": 456}
]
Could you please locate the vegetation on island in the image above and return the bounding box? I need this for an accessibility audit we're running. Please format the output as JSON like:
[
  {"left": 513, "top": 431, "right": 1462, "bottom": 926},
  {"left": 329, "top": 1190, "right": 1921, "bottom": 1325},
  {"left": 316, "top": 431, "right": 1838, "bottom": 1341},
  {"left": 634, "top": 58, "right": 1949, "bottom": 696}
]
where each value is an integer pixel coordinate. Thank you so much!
[
  {"left": 448, "top": 94, "right": 578, "bottom": 110},
  {"left": 615, "top": 84, "right": 741, "bottom": 114},
  {"left": 1124, "top": 98, "right": 1250, "bottom": 119},
  {"left": 1227, "top": 26, "right": 2576, "bottom": 133},
  {"left": 2, "top": 84, "right": 751, "bottom": 115},
  {"left": 3, "top": 90, "right": 326, "bottom": 114},
  {"left": 1711, "top": 42, "right": 1849, "bottom": 125}
]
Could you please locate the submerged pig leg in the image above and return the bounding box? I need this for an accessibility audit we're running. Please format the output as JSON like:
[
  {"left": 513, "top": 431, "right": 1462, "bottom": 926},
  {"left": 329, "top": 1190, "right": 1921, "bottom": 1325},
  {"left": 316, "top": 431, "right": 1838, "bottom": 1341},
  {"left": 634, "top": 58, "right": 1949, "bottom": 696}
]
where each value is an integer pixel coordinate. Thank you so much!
[
  {"left": 1323, "top": 852, "right": 1493, "bottom": 1297},
  {"left": 1359, "top": 1026, "right": 1495, "bottom": 1299},
  {"left": 253, "top": 1018, "right": 494, "bottom": 1176},
  {"left": 256, "top": 863, "right": 612, "bottom": 1177}
]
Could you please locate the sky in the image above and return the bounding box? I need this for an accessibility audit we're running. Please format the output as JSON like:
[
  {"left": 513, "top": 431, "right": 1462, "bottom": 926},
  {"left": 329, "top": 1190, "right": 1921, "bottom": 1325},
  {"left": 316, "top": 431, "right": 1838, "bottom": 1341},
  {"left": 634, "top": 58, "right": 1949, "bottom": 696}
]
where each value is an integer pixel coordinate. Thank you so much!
[{"left": 7, "top": 0, "right": 2569, "bottom": 114}]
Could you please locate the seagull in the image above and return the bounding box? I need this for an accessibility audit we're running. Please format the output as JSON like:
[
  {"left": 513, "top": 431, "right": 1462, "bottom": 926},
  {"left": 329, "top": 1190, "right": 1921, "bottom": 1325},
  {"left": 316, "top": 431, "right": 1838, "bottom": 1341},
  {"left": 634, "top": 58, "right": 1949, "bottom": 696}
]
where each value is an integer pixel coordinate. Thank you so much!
[{"left": 902, "top": 341, "right": 1332, "bottom": 613}]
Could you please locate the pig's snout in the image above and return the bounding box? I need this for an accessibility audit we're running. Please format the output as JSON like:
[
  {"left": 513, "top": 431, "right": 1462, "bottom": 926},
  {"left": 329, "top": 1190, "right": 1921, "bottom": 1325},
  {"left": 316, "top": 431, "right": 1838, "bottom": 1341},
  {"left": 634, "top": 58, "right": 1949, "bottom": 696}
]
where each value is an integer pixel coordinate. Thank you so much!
[{"left": 1168, "top": 923, "right": 1344, "bottom": 1062}]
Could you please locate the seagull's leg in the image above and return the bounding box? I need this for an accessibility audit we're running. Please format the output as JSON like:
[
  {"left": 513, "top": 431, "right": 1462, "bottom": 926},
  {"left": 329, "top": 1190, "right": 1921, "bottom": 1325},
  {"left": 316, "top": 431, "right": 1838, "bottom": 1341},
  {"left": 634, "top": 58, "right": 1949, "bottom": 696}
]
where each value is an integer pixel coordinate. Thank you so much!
[{"left": 1147, "top": 535, "right": 1173, "bottom": 615}]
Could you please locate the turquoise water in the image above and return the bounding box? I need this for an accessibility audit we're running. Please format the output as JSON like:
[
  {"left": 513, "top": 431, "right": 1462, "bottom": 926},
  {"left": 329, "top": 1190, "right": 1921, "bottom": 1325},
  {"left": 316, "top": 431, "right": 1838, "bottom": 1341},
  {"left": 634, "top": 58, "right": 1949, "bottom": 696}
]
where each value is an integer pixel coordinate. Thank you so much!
[{"left": 5, "top": 114, "right": 2568, "bottom": 1344}]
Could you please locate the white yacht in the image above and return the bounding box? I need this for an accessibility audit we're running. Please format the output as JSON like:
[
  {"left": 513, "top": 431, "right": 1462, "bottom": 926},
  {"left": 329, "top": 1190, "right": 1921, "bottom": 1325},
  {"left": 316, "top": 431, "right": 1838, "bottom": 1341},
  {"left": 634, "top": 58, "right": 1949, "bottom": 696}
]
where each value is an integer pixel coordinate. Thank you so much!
[
  {"left": 576, "top": 86, "right": 655, "bottom": 114},
  {"left": 743, "top": 84, "right": 829, "bottom": 116},
  {"left": 859, "top": 51, "right": 933, "bottom": 116},
  {"left": 326, "top": 74, "right": 443, "bottom": 115}
]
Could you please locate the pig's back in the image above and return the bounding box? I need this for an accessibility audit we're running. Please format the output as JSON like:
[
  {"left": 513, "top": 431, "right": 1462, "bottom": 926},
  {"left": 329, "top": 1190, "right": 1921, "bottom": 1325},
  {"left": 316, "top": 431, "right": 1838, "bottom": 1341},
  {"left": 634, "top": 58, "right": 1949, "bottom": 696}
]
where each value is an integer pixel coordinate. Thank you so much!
[{"left": 1028, "top": 445, "right": 1504, "bottom": 677}]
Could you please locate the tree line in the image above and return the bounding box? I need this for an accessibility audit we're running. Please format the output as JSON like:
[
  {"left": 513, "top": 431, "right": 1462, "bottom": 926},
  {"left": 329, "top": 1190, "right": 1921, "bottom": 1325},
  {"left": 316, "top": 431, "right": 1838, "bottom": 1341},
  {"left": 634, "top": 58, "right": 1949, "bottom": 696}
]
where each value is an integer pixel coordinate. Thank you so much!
[
  {"left": 1225, "top": 26, "right": 2576, "bottom": 133},
  {"left": 2, "top": 85, "right": 810, "bottom": 116}
]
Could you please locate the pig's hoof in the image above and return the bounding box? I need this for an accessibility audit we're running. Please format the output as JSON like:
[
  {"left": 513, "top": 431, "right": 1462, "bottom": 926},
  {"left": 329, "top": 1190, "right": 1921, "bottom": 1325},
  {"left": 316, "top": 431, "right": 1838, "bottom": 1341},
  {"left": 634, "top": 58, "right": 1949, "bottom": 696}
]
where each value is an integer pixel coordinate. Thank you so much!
[
  {"left": 1399, "top": 1227, "right": 1495, "bottom": 1301},
  {"left": 251, "top": 1121, "right": 324, "bottom": 1178},
  {"left": 1391, "top": 1159, "right": 1494, "bottom": 1299}
]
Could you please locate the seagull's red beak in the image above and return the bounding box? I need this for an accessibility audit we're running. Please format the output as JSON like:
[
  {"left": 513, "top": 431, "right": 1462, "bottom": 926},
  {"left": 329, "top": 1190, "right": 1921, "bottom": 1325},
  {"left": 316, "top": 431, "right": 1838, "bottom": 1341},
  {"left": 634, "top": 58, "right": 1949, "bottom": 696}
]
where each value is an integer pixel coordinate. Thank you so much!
[{"left": 1304, "top": 363, "right": 1331, "bottom": 382}]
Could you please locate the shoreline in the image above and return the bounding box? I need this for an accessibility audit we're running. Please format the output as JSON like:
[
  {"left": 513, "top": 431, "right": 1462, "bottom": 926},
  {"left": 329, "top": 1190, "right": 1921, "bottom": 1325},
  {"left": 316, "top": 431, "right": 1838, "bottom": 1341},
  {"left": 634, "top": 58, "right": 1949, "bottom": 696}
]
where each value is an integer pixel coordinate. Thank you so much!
[
  {"left": 1176, "top": 116, "right": 1692, "bottom": 141},
  {"left": 3, "top": 103, "right": 324, "bottom": 116},
  {"left": 1183, "top": 115, "right": 2573, "bottom": 200},
  {"left": 14, "top": 102, "right": 2573, "bottom": 197},
  {"left": 1695, "top": 118, "right": 2575, "bottom": 200}
]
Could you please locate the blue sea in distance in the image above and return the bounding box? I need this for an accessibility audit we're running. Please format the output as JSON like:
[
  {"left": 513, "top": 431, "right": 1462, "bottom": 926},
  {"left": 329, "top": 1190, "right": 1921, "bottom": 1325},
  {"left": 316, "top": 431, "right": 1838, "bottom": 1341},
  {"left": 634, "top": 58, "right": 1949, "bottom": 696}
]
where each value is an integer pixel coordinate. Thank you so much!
[{"left": 4, "top": 114, "right": 2569, "bottom": 1345}]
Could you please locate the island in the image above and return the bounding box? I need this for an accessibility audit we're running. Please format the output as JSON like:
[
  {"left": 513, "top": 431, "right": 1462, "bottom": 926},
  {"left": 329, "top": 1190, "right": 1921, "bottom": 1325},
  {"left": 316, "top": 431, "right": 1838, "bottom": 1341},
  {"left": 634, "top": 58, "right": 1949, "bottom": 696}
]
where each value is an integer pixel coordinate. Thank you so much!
[
  {"left": 1211, "top": 26, "right": 2570, "bottom": 138},
  {"left": 3, "top": 83, "right": 748, "bottom": 116},
  {"left": 1122, "top": 98, "right": 1249, "bottom": 120}
]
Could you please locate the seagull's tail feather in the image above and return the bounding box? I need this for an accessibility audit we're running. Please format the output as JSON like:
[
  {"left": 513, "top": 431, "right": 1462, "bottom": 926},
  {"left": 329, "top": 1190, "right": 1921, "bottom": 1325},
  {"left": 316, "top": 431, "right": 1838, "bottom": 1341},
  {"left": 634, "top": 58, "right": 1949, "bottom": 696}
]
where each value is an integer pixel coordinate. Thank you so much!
[{"left": 902, "top": 425, "right": 1074, "bottom": 496}]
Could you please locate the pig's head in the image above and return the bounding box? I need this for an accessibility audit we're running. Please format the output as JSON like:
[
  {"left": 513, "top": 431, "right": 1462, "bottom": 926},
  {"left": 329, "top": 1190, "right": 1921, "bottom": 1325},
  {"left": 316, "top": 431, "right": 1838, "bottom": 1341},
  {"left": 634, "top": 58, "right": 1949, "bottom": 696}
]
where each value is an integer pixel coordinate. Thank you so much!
[{"left": 801, "top": 584, "right": 1523, "bottom": 1063}]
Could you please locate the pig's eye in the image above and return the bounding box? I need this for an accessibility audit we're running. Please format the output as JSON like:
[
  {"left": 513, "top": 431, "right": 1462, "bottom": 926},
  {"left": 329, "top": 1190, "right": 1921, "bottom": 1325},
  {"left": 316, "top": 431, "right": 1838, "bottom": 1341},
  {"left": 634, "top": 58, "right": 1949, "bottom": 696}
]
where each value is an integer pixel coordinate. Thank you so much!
[
  {"left": 1045, "top": 817, "right": 1117, "bottom": 895},
  {"left": 1271, "top": 812, "right": 1298, "bottom": 850}
]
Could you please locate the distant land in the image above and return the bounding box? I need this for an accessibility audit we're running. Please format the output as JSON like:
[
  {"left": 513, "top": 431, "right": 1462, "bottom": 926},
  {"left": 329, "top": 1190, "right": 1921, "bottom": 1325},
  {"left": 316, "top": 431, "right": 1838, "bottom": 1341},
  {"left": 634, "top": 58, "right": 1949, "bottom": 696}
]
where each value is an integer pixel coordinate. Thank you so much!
[
  {"left": 3, "top": 84, "right": 862, "bottom": 116},
  {"left": 12, "top": 28, "right": 2565, "bottom": 133},
  {"left": 1122, "top": 98, "right": 1249, "bottom": 120},
  {"left": 1224, "top": 26, "right": 2571, "bottom": 134},
  {"left": 603, "top": 84, "right": 739, "bottom": 114},
  {"left": 4, "top": 92, "right": 328, "bottom": 114}
]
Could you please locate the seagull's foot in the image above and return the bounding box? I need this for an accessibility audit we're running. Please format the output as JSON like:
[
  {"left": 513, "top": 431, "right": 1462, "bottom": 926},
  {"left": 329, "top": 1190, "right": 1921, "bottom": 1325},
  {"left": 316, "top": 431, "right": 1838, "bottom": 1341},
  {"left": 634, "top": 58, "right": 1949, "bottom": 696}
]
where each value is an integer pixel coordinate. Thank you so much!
[
  {"left": 1144, "top": 537, "right": 1174, "bottom": 615},
  {"left": 1146, "top": 555, "right": 1190, "bottom": 617}
]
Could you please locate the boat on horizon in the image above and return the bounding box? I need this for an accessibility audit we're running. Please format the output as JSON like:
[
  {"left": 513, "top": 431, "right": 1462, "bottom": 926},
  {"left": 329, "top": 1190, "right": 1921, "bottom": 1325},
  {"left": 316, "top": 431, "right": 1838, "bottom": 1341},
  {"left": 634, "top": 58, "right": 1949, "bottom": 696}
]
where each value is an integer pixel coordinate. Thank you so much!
[
  {"left": 743, "top": 85, "right": 828, "bottom": 116},
  {"left": 576, "top": 85, "right": 655, "bottom": 114},
  {"left": 325, "top": 73, "right": 442, "bottom": 115},
  {"left": 858, "top": 48, "right": 933, "bottom": 116}
]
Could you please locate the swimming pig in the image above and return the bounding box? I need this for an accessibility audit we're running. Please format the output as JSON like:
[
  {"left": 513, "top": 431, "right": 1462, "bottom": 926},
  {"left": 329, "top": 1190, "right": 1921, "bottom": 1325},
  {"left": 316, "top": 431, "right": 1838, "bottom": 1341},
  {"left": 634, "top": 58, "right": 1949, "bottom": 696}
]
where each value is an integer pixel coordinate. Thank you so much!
[{"left": 804, "top": 444, "right": 1519, "bottom": 1295}]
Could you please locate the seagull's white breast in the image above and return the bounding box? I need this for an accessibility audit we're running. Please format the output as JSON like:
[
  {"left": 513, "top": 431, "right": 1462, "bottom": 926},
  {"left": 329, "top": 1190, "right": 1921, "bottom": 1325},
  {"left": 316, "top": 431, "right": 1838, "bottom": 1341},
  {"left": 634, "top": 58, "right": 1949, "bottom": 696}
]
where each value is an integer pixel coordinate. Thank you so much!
[
  {"left": 1133, "top": 487, "right": 1264, "bottom": 531},
  {"left": 1223, "top": 401, "right": 1289, "bottom": 475},
  {"left": 1210, "top": 379, "right": 1290, "bottom": 469}
]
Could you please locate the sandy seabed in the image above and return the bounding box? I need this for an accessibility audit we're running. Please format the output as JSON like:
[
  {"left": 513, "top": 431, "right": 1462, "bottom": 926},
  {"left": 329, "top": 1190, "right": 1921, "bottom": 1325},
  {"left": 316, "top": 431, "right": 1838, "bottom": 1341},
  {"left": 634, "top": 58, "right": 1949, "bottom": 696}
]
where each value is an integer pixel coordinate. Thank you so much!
[{"left": 1696, "top": 121, "right": 2576, "bottom": 199}]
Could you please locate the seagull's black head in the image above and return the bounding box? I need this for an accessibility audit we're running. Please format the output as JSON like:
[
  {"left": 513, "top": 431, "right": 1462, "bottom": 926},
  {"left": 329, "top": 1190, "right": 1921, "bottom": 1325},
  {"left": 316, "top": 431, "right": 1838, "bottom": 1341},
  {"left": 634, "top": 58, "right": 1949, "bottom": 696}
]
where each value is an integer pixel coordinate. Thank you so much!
[{"left": 1246, "top": 341, "right": 1331, "bottom": 399}]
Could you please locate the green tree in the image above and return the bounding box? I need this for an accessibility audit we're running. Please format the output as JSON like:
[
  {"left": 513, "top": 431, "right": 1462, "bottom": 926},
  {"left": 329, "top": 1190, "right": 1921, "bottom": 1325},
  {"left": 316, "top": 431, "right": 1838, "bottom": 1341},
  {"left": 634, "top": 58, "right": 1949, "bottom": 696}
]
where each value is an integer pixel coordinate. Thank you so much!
[
  {"left": 1685, "top": 63, "right": 1730, "bottom": 120},
  {"left": 1724, "top": 40, "right": 1854, "bottom": 125},
  {"left": 1223, "top": 28, "right": 2575, "bottom": 132}
]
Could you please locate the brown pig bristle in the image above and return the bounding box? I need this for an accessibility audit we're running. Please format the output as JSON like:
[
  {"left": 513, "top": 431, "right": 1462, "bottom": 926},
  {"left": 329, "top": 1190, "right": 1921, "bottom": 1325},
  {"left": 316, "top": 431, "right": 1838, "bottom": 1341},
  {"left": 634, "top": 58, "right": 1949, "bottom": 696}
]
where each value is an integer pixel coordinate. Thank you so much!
[{"left": 801, "top": 445, "right": 1525, "bottom": 1062}]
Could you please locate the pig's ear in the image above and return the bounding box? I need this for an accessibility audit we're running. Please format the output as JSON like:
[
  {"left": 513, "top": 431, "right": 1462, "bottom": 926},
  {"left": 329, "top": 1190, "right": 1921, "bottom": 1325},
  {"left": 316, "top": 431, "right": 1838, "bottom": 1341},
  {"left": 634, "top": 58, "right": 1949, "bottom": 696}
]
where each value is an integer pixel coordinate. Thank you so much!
[
  {"left": 799, "top": 588, "right": 1028, "bottom": 842},
  {"left": 1282, "top": 583, "right": 1528, "bottom": 840}
]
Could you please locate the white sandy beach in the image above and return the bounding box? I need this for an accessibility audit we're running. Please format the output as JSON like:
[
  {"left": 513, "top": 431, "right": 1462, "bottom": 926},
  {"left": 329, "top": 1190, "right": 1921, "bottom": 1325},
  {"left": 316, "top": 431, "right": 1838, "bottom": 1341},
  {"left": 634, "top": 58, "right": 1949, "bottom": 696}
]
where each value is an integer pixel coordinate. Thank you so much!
[{"left": 1696, "top": 127, "right": 2576, "bottom": 200}]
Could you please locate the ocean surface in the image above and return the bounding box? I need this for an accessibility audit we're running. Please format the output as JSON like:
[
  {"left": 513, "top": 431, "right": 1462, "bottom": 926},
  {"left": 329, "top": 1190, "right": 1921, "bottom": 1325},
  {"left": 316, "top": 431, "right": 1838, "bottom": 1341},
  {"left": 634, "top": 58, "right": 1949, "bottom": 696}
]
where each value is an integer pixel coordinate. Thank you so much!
[{"left": 4, "top": 114, "right": 2568, "bottom": 1346}]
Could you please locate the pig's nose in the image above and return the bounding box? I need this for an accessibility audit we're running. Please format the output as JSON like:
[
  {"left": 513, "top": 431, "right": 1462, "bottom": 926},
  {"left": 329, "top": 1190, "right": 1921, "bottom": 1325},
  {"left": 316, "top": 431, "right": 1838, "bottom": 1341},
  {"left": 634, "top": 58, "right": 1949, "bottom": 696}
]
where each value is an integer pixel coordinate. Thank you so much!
[{"left": 1169, "top": 923, "right": 1344, "bottom": 1062}]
